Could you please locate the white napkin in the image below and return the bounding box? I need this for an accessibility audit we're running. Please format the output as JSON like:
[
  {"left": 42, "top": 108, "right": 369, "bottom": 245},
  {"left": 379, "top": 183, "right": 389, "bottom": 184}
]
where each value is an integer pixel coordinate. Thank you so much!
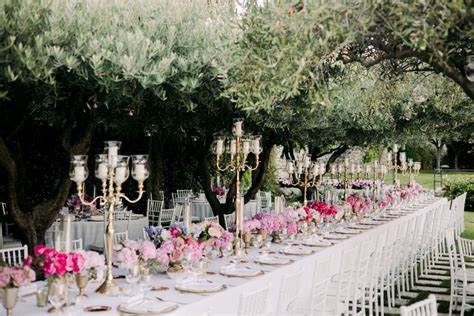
[
  {"left": 255, "top": 252, "right": 269, "bottom": 260},
  {"left": 175, "top": 276, "right": 196, "bottom": 286},
  {"left": 176, "top": 281, "right": 223, "bottom": 292},
  {"left": 220, "top": 263, "right": 237, "bottom": 273},
  {"left": 281, "top": 247, "right": 312, "bottom": 255},
  {"left": 122, "top": 294, "right": 144, "bottom": 306},
  {"left": 256, "top": 256, "right": 290, "bottom": 265},
  {"left": 18, "top": 283, "right": 37, "bottom": 297}
]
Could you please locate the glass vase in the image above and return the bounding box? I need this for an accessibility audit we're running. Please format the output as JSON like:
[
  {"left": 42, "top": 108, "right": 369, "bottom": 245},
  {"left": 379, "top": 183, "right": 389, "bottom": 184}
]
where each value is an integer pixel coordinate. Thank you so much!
[{"left": 2, "top": 287, "right": 19, "bottom": 316}]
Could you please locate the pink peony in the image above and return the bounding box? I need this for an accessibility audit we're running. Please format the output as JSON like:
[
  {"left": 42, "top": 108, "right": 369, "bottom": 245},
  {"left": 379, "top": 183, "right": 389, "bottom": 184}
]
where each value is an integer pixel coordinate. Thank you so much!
[
  {"left": 125, "top": 240, "right": 139, "bottom": 251},
  {"left": 287, "top": 222, "right": 297, "bottom": 234},
  {"left": 172, "top": 238, "right": 185, "bottom": 251},
  {"left": 71, "top": 252, "right": 85, "bottom": 273},
  {"left": 11, "top": 268, "right": 27, "bottom": 287},
  {"left": 155, "top": 248, "right": 169, "bottom": 268},
  {"left": 34, "top": 245, "right": 47, "bottom": 256},
  {"left": 115, "top": 247, "right": 138, "bottom": 270},
  {"left": 208, "top": 225, "right": 222, "bottom": 238},
  {"left": 169, "top": 249, "right": 183, "bottom": 262},
  {"left": 0, "top": 268, "right": 11, "bottom": 288},
  {"left": 139, "top": 240, "right": 157, "bottom": 262}
]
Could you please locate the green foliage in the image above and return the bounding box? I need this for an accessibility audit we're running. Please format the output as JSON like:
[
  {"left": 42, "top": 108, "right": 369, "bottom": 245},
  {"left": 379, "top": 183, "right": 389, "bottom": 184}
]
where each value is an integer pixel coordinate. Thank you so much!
[
  {"left": 261, "top": 147, "right": 281, "bottom": 196},
  {"left": 444, "top": 177, "right": 474, "bottom": 212},
  {"left": 363, "top": 147, "right": 379, "bottom": 163}
]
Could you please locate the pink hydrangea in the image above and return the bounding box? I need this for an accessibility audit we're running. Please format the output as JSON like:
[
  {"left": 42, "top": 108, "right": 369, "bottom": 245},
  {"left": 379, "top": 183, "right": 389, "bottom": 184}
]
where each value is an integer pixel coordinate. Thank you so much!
[
  {"left": 115, "top": 247, "right": 138, "bottom": 270},
  {"left": 139, "top": 240, "right": 157, "bottom": 262},
  {"left": 0, "top": 268, "right": 11, "bottom": 288}
]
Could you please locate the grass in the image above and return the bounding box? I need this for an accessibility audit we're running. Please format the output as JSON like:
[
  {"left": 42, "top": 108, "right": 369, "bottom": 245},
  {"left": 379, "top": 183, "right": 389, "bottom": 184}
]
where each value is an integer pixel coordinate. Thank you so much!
[
  {"left": 462, "top": 211, "right": 474, "bottom": 239},
  {"left": 382, "top": 171, "right": 474, "bottom": 190}
]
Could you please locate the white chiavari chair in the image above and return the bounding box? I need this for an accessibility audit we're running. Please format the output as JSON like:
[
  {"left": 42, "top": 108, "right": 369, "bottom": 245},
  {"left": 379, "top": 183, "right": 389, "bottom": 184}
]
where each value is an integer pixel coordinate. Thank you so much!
[
  {"left": 1, "top": 202, "right": 16, "bottom": 243},
  {"left": 147, "top": 199, "right": 164, "bottom": 226},
  {"left": 204, "top": 216, "right": 219, "bottom": 224},
  {"left": 238, "top": 285, "right": 270, "bottom": 315},
  {"left": 400, "top": 294, "right": 437, "bottom": 316},
  {"left": 114, "top": 231, "right": 129, "bottom": 245},
  {"left": 457, "top": 235, "right": 474, "bottom": 316},
  {"left": 366, "top": 231, "right": 388, "bottom": 316},
  {"left": 172, "top": 204, "right": 183, "bottom": 225},
  {"left": 0, "top": 245, "right": 28, "bottom": 266},
  {"left": 72, "top": 238, "right": 83, "bottom": 251},
  {"left": 277, "top": 270, "right": 302, "bottom": 315},
  {"left": 224, "top": 213, "right": 235, "bottom": 230}
]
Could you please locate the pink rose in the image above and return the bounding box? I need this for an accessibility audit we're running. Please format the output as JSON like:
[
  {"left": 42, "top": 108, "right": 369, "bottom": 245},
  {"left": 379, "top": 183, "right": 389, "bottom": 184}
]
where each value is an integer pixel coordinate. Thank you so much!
[
  {"left": 11, "top": 268, "right": 27, "bottom": 287},
  {"left": 169, "top": 249, "right": 182, "bottom": 262},
  {"left": 34, "top": 245, "right": 47, "bottom": 256},
  {"left": 172, "top": 238, "right": 185, "bottom": 251},
  {"left": 139, "top": 241, "right": 157, "bottom": 262},
  {"left": 0, "top": 268, "right": 11, "bottom": 287},
  {"left": 208, "top": 225, "right": 222, "bottom": 238},
  {"left": 71, "top": 252, "right": 85, "bottom": 273},
  {"left": 24, "top": 266, "right": 36, "bottom": 282},
  {"left": 126, "top": 240, "right": 139, "bottom": 251}
]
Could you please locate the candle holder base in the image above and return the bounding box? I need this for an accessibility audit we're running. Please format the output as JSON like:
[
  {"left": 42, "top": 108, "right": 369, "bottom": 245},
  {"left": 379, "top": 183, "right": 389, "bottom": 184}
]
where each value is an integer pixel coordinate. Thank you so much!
[{"left": 95, "top": 278, "right": 116, "bottom": 294}]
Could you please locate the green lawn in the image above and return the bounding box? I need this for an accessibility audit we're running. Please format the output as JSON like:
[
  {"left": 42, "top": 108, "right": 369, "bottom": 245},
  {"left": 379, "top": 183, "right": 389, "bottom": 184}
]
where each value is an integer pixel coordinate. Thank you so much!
[
  {"left": 463, "top": 211, "right": 474, "bottom": 240},
  {"left": 383, "top": 171, "right": 474, "bottom": 190}
]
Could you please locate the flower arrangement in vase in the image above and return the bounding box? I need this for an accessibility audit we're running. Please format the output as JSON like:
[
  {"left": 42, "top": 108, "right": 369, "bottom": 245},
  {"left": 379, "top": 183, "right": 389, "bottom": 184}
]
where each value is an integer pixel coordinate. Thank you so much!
[
  {"left": 197, "top": 221, "right": 233, "bottom": 255},
  {"left": 0, "top": 263, "right": 36, "bottom": 316},
  {"left": 346, "top": 194, "right": 372, "bottom": 215},
  {"left": 71, "top": 250, "right": 105, "bottom": 298}
]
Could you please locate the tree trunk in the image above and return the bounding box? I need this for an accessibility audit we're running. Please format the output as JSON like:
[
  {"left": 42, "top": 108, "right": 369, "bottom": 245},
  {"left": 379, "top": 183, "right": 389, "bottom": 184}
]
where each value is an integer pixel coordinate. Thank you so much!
[{"left": 148, "top": 135, "right": 163, "bottom": 200}]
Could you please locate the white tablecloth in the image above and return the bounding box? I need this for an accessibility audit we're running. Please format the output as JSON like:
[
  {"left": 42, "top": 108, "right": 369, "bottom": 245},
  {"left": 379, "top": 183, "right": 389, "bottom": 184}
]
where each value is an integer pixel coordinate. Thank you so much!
[
  {"left": 46, "top": 216, "right": 149, "bottom": 250},
  {"left": 16, "top": 198, "right": 444, "bottom": 315},
  {"left": 191, "top": 200, "right": 258, "bottom": 221}
]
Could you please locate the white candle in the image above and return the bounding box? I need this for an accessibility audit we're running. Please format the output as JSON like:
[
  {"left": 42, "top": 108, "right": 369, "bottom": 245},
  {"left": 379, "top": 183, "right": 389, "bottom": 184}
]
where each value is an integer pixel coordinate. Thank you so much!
[
  {"left": 184, "top": 202, "right": 192, "bottom": 230},
  {"left": 331, "top": 165, "right": 337, "bottom": 174},
  {"left": 230, "top": 140, "right": 237, "bottom": 155},
  {"left": 135, "top": 164, "right": 146, "bottom": 181},
  {"left": 93, "top": 185, "right": 96, "bottom": 199},
  {"left": 108, "top": 146, "right": 119, "bottom": 167},
  {"left": 217, "top": 175, "right": 221, "bottom": 187},
  {"left": 64, "top": 215, "right": 72, "bottom": 253},
  {"left": 242, "top": 140, "right": 250, "bottom": 155},
  {"left": 344, "top": 158, "right": 349, "bottom": 167},
  {"left": 216, "top": 139, "right": 224, "bottom": 155},
  {"left": 252, "top": 138, "right": 260, "bottom": 154},
  {"left": 234, "top": 121, "right": 243, "bottom": 137},
  {"left": 114, "top": 166, "right": 127, "bottom": 184},
  {"left": 392, "top": 144, "right": 398, "bottom": 153},
  {"left": 97, "top": 163, "right": 108, "bottom": 179},
  {"left": 387, "top": 152, "right": 392, "bottom": 162},
  {"left": 313, "top": 164, "right": 319, "bottom": 176},
  {"left": 399, "top": 152, "right": 406, "bottom": 162},
  {"left": 74, "top": 166, "right": 86, "bottom": 182}
]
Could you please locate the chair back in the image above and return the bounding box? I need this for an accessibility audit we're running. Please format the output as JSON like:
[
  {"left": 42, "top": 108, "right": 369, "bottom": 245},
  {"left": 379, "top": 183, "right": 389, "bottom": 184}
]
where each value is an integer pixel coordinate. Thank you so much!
[
  {"left": 400, "top": 294, "right": 437, "bottom": 316},
  {"left": 72, "top": 238, "right": 83, "bottom": 251},
  {"left": 205, "top": 216, "right": 219, "bottom": 224},
  {"left": 114, "top": 231, "right": 129, "bottom": 245},
  {"left": 159, "top": 208, "right": 176, "bottom": 227},
  {"left": 147, "top": 199, "right": 164, "bottom": 226},
  {"left": 172, "top": 204, "right": 183, "bottom": 225},
  {"left": 335, "top": 244, "right": 360, "bottom": 314},
  {"left": 224, "top": 213, "right": 235, "bottom": 230},
  {"left": 0, "top": 245, "right": 28, "bottom": 266},
  {"left": 1, "top": 202, "right": 6, "bottom": 215},
  {"left": 309, "top": 255, "right": 333, "bottom": 313},
  {"left": 238, "top": 285, "right": 269, "bottom": 315},
  {"left": 277, "top": 270, "right": 302, "bottom": 314}
]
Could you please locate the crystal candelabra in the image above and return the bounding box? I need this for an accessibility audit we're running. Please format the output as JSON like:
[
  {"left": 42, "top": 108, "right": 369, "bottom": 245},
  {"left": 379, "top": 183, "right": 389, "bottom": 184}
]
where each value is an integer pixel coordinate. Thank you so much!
[
  {"left": 400, "top": 158, "right": 421, "bottom": 185},
  {"left": 69, "top": 141, "right": 148, "bottom": 294},
  {"left": 286, "top": 153, "right": 325, "bottom": 205},
  {"left": 214, "top": 119, "right": 261, "bottom": 255},
  {"left": 387, "top": 144, "right": 404, "bottom": 188}
]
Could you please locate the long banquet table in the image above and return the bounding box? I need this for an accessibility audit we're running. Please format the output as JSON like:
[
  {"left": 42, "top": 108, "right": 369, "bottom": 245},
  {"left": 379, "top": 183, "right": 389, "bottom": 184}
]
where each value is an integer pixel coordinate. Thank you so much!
[{"left": 14, "top": 197, "right": 446, "bottom": 315}]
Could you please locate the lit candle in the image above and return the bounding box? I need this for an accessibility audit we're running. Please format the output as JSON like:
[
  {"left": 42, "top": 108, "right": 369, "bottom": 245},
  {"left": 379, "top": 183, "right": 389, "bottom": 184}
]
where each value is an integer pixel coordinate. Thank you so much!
[
  {"left": 242, "top": 140, "right": 250, "bottom": 155},
  {"left": 331, "top": 165, "right": 337, "bottom": 174},
  {"left": 114, "top": 166, "right": 127, "bottom": 184},
  {"left": 134, "top": 164, "right": 146, "bottom": 181},
  {"left": 216, "top": 139, "right": 224, "bottom": 155},
  {"left": 313, "top": 164, "right": 319, "bottom": 176},
  {"left": 74, "top": 166, "right": 86, "bottom": 183},
  {"left": 399, "top": 152, "right": 406, "bottom": 162},
  {"left": 234, "top": 121, "right": 243, "bottom": 137},
  {"left": 108, "top": 146, "right": 119, "bottom": 167},
  {"left": 344, "top": 158, "right": 349, "bottom": 167},
  {"left": 64, "top": 214, "right": 72, "bottom": 253},
  {"left": 408, "top": 158, "right": 413, "bottom": 167},
  {"left": 230, "top": 140, "right": 237, "bottom": 155},
  {"left": 387, "top": 152, "right": 392, "bottom": 162},
  {"left": 97, "top": 163, "right": 108, "bottom": 179},
  {"left": 392, "top": 144, "right": 398, "bottom": 153}
]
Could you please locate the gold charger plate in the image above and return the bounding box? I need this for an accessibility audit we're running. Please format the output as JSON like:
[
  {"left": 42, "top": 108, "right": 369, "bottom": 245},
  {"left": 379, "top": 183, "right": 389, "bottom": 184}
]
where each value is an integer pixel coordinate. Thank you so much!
[
  {"left": 255, "top": 257, "right": 293, "bottom": 265},
  {"left": 302, "top": 241, "right": 333, "bottom": 247},
  {"left": 84, "top": 306, "right": 112, "bottom": 313},
  {"left": 176, "top": 283, "right": 227, "bottom": 294},
  {"left": 117, "top": 303, "right": 178, "bottom": 315},
  {"left": 279, "top": 248, "right": 314, "bottom": 256}
]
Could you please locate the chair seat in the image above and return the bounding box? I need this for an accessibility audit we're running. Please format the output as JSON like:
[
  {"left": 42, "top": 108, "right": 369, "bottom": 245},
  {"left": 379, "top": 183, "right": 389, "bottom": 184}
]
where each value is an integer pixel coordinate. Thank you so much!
[
  {"left": 454, "top": 268, "right": 474, "bottom": 281},
  {"left": 1, "top": 240, "right": 23, "bottom": 249}
]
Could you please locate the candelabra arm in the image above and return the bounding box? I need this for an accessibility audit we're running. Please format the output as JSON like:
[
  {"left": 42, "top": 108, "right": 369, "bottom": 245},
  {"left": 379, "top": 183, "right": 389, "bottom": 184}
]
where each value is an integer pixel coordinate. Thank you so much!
[
  {"left": 77, "top": 183, "right": 106, "bottom": 206},
  {"left": 119, "top": 182, "right": 145, "bottom": 204},
  {"left": 216, "top": 156, "right": 234, "bottom": 172},
  {"left": 243, "top": 157, "right": 260, "bottom": 171}
]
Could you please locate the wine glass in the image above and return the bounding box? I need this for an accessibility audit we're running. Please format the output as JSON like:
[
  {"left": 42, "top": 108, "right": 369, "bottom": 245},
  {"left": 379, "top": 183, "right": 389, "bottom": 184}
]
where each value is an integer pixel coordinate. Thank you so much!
[
  {"left": 222, "top": 243, "right": 233, "bottom": 265},
  {"left": 49, "top": 280, "right": 67, "bottom": 314},
  {"left": 126, "top": 266, "right": 140, "bottom": 295}
]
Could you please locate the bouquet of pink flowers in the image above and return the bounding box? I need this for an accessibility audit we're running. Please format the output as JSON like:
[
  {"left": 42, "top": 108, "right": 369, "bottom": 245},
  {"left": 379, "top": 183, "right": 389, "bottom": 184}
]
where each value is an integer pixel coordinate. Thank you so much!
[
  {"left": 198, "top": 221, "right": 234, "bottom": 250},
  {"left": 0, "top": 265, "right": 36, "bottom": 289},
  {"left": 213, "top": 186, "right": 225, "bottom": 196},
  {"left": 71, "top": 250, "right": 105, "bottom": 279},
  {"left": 115, "top": 240, "right": 169, "bottom": 269},
  {"left": 378, "top": 193, "right": 394, "bottom": 208},
  {"left": 346, "top": 194, "right": 372, "bottom": 213},
  {"left": 243, "top": 219, "right": 261, "bottom": 234},
  {"left": 352, "top": 179, "right": 373, "bottom": 189},
  {"left": 307, "top": 200, "right": 338, "bottom": 219},
  {"left": 252, "top": 213, "right": 285, "bottom": 235},
  {"left": 29, "top": 245, "right": 82, "bottom": 278}
]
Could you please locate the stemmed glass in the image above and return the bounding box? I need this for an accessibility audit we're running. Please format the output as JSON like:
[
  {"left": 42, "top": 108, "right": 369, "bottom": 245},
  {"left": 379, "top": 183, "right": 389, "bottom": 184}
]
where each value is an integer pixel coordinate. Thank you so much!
[
  {"left": 222, "top": 243, "right": 234, "bottom": 265},
  {"left": 125, "top": 266, "right": 140, "bottom": 295}
]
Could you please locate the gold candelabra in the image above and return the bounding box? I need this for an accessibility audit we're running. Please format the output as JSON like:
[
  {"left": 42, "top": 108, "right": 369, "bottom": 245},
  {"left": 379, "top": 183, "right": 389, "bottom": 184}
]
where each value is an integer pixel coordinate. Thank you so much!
[
  {"left": 70, "top": 141, "right": 148, "bottom": 294},
  {"left": 401, "top": 158, "right": 421, "bottom": 185},
  {"left": 214, "top": 119, "right": 261, "bottom": 254},
  {"left": 286, "top": 152, "right": 324, "bottom": 205}
]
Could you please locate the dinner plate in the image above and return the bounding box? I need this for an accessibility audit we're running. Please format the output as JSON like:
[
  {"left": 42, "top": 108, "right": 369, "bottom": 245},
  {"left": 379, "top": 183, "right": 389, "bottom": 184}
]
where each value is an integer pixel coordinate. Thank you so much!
[
  {"left": 323, "top": 234, "right": 349, "bottom": 240},
  {"left": 302, "top": 239, "right": 333, "bottom": 247},
  {"left": 335, "top": 228, "right": 361, "bottom": 235},
  {"left": 117, "top": 301, "right": 178, "bottom": 315},
  {"left": 280, "top": 247, "right": 313, "bottom": 256},
  {"left": 255, "top": 256, "right": 292, "bottom": 265},
  {"left": 220, "top": 268, "right": 264, "bottom": 277},
  {"left": 176, "top": 282, "right": 226, "bottom": 293}
]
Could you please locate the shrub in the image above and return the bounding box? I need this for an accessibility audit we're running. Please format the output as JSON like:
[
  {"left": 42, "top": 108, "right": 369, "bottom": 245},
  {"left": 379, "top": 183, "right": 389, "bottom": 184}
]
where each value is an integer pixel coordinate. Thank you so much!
[{"left": 444, "top": 176, "right": 474, "bottom": 212}]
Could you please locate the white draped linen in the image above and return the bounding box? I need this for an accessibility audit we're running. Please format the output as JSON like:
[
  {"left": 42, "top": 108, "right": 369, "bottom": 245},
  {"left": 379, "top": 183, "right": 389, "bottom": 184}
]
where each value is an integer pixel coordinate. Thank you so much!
[
  {"left": 46, "top": 216, "right": 148, "bottom": 250},
  {"left": 15, "top": 198, "right": 446, "bottom": 315}
]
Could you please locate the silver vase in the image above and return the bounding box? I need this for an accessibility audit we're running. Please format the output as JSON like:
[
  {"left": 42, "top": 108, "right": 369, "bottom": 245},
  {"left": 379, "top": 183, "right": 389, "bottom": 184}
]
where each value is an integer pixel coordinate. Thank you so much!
[{"left": 2, "top": 287, "right": 19, "bottom": 316}]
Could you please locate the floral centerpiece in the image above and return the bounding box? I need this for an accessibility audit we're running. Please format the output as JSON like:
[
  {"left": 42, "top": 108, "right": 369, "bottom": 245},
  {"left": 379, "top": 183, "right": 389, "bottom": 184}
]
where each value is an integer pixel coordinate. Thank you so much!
[
  {"left": 307, "top": 200, "right": 338, "bottom": 221},
  {"left": 252, "top": 213, "right": 285, "bottom": 240},
  {"left": 0, "top": 264, "right": 36, "bottom": 316},
  {"left": 144, "top": 224, "right": 204, "bottom": 273},
  {"left": 66, "top": 193, "right": 97, "bottom": 215},
  {"left": 212, "top": 186, "right": 225, "bottom": 196},
  {"left": 352, "top": 179, "right": 373, "bottom": 189},
  {"left": 377, "top": 193, "right": 394, "bottom": 208},
  {"left": 346, "top": 194, "right": 372, "bottom": 214},
  {"left": 115, "top": 240, "right": 169, "bottom": 270},
  {"left": 243, "top": 219, "right": 261, "bottom": 235},
  {"left": 281, "top": 209, "right": 298, "bottom": 235},
  {"left": 197, "top": 221, "right": 233, "bottom": 252},
  {"left": 70, "top": 250, "right": 105, "bottom": 297}
]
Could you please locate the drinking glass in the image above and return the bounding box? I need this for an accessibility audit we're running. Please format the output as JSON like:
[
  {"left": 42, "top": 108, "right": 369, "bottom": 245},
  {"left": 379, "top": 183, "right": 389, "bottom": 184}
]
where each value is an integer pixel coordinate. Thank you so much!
[
  {"left": 49, "top": 280, "right": 67, "bottom": 314},
  {"left": 222, "top": 243, "right": 233, "bottom": 265},
  {"left": 126, "top": 266, "right": 140, "bottom": 294}
]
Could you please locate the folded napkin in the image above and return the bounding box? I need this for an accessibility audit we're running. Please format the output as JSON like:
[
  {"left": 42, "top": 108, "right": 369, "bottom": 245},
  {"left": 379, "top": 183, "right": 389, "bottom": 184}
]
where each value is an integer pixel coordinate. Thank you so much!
[
  {"left": 122, "top": 294, "right": 144, "bottom": 306},
  {"left": 281, "top": 247, "right": 312, "bottom": 255},
  {"left": 121, "top": 300, "right": 176, "bottom": 314},
  {"left": 19, "top": 283, "right": 37, "bottom": 297},
  {"left": 255, "top": 252, "right": 269, "bottom": 260},
  {"left": 256, "top": 256, "right": 290, "bottom": 265},
  {"left": 220, "top": 263, "right": 237, "bottom": 273},
  {"left": 176, "top": 281, "right": 223, "bottom": 292},
  {"left": 303, "top": 239, "right": 332, "bottom": 247},
  {"left": 175, "top": 276, "right": 197, "bottom": 286}
]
